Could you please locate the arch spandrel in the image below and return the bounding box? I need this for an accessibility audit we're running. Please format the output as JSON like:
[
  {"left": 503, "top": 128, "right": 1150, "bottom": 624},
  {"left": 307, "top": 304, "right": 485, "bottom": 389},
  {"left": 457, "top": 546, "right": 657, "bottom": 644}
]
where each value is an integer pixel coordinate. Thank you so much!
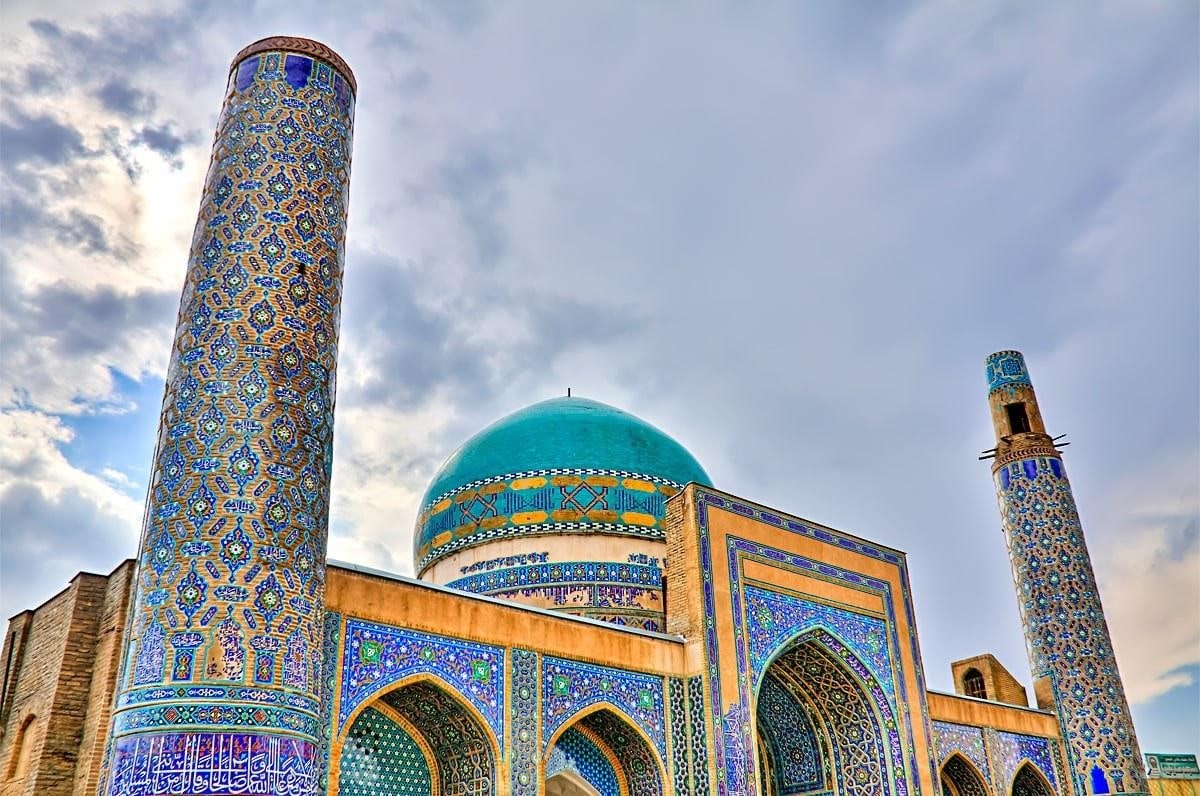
[
  {"left": 744, "top": 585, "right": 898, "bottom": 708},
  {"left": 337, "top": 617, "right": 506, "bottom": 746},
  {"left": 540, "top": 656, "right": 667, "bottom": 763}
]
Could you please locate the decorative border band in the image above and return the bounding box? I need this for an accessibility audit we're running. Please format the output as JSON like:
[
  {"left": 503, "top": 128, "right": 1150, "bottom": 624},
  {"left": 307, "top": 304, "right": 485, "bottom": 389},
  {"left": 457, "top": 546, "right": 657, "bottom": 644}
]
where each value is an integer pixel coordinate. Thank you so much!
[{"left": 231, "top": 36, "right": 356, "bottom": 92}]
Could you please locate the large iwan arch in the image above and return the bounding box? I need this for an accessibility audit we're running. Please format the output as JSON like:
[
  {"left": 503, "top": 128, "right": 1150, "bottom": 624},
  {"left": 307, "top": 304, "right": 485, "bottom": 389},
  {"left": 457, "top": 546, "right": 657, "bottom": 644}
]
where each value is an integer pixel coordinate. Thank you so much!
[{"left": 753, "top": 630, "right": 898, "bottom": 796}]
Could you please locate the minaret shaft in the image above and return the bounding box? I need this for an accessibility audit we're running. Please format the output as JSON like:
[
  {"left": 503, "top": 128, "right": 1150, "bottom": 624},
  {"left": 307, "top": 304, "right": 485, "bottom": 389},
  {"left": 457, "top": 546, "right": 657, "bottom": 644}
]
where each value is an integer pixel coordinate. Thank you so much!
[
  {"left": 103, "top": 37, "right": 355, "bottom": 796},
  {"left": 985, "top": 351, "right": 1148, "bottom": 796}
]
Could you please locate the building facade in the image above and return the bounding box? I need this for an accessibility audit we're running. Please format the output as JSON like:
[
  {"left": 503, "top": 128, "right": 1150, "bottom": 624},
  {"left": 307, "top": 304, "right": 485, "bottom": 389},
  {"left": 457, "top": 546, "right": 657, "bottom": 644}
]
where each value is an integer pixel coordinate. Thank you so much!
[{"left": 0, "top": 35, "right": 1182, "bottom": 796}]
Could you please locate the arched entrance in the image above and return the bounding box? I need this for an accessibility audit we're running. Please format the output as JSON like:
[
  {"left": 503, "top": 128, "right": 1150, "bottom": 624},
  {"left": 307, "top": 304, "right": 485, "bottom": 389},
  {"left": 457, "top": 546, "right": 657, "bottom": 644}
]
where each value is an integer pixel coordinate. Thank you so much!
[
  {"left": 1011, "top": 762, "right": 1054, "bottom": 796},
  {"left": 754, "top": 634, "right": 893, "bottom": 796},
  {"left": 338, "top": 678, "right": 498, "bottom": 795},
  {"left": 544, "top": 707, "right": 664, "bottom": 796},
  {"left": 941, "top": 753, "right": 990, "bottom": 796}
]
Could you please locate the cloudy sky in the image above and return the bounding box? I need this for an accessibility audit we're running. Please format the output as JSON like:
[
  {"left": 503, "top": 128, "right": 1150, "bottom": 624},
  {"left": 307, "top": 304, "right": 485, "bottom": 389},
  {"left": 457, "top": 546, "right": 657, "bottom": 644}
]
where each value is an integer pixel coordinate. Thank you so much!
[{"left": 1, "top": 0, "right": 1196, "bottom": 752}]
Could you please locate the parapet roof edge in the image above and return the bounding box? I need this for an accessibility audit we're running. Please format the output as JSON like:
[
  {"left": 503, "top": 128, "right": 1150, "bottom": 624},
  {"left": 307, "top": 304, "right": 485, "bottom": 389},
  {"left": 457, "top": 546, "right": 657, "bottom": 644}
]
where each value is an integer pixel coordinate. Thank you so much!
[
  {"left": 327, "top": 558, "right": 687, "bottom": 644},
  {"left": 927, "top": 688, "right": 1056, "bottom": 717},
  {"left": 7, "top": 558, "right": 136, "bottom": 621},
  {"left": 688, "top": 483, "right": 910, "bottom": 559}
]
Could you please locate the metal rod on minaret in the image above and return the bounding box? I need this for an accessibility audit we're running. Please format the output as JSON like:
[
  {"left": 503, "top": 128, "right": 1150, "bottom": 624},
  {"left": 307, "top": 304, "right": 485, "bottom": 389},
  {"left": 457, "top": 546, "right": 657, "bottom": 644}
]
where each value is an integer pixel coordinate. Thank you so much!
[
  {"left": 103, "top": 36, "right": 355, "bottom": 796},
  {"left": 984, "top": 350, "right": 1148, "bottom": 796}
]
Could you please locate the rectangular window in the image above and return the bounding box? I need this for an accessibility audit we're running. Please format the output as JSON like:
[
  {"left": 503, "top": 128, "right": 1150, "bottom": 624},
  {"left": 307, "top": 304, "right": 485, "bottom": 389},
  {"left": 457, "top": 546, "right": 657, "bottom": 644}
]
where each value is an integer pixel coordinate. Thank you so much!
[{"left": 1005, "top": 403, "right": 1031, "bottom": 435}]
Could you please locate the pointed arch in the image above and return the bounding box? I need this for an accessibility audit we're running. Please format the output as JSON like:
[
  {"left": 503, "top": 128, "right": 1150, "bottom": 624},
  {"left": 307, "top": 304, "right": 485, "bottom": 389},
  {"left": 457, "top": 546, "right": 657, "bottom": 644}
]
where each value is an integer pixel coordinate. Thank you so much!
[
  {"left": 942, "top": 752, "right": 991, "bottom": 796},
  {"left": 5, "top": 714, "right": 36, "bottom": 781},
  {"left": 338, "top": 669, "right": 502, "bottom": 761},
  {"left": 543, "top": 704, "right": 665, "bottom": 796},
  {"left": 754, "top": 629, "right": 901, "bottom": 796},
  {"left": 335, "top": 673, "right": 499, "bottom": 796},
  {"left": 338, "top": 703, "right": 437, "bottom": 796},
  {"left": 755, "top": 671, "right": 829, "bottom": 795},
  {"left": 962, "top": 668, "right": 987, "bottom": 700},
  {"left": 1011, "top": 761, "right": 1054, "bottom": 796}
]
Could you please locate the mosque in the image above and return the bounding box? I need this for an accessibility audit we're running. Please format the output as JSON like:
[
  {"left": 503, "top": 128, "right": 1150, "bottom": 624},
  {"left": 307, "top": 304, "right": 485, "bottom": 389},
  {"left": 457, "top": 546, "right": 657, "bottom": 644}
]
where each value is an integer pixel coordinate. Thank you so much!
[{"left": 0, "top": 35, "right": 1195, "bottom": 796}]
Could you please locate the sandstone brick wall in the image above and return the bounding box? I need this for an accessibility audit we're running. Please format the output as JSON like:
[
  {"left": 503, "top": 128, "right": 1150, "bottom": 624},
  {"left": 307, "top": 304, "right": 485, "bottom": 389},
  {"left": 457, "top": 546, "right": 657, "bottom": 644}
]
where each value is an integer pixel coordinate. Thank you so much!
[
  {"left": 72, "top": 561, "right": 134, "bottom": 796},
  {"left": 951, "top": 653, "right": 1030, "bottom": 708},
  {"left": 0, "top": 561, "right": 134, "bottom": 796}
]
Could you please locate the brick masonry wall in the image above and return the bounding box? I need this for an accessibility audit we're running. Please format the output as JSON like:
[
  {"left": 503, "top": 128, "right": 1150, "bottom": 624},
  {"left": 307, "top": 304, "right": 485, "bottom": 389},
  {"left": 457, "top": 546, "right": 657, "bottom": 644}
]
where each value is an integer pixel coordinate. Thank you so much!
[
  {"left": 72, "top": 561, "right": 134, "bottom": 796},
  {"left": 990, "top": 667, "right": 1029, "bottom": 708},
  {"left": 0, "top": 583, "right": 76, "bottom": 796},
  {"left": 0, "top": 614, "right": 32, "bottom": 728},
  {"left": 0, "top": 562, "right": 133, "bottom": 796},
  {"left": 951, "top": 655, "right": 1029, "bottom": 708}
]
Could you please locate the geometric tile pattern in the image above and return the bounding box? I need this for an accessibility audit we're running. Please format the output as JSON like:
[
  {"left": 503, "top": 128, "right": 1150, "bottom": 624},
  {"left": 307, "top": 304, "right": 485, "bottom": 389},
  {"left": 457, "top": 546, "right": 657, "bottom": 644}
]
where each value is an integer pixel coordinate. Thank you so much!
[
  {"left": 542, "top": 656, "right": 667, "bottom": 761},
  {"left": 756, "top": 673, "right": 825, "bottom": 795},
  {"left": 669, "top": 678, "right": 691, "bottom": 795},
  {"left": 580, "top": 709, "right": 664, "bottom": 796},
  {"left": 995, "top": 732, "right": 1058, "bottom": 794},
  {"left": 995, "top": 456, "right": 1147, "bottom": 795},
  {"left": 105, "top": 36, "right": 355, "bottom": 796},
  {"left": 933, "top": 721, "right": 991, "bottom": 782},
  {"left": 942, "top": 754, "right": 989, "bottom": 796},
  {"left": 415, "top": 468, "right": 682, "bottom": 571},
  {"left": 337, "top": 706, "right": 432, "bottom": 796},
  {"left": 510, "top": 648, "right": 540, "bottom": 796},
  {"left": 382, "top": 682, "right": 497, "bottom": 796},
  {"left": 765, "top": 639, "right": 889, "bottom": 796},
  {"left": 318, "top": 611, "right": 342, "bottom": 794},
  {"left": 1014, "top": 763, "right": 1057, "bottom": 796},
  {"left": 547, "top": 726, "right": 622, "bottom": 795},
  {"left": 686, "top": 676, "right": 711, "bottom": 795},
  {"left": 744, "top": 585, "right": 895, "bottom": 701},
  {"left": 339, "top": 618, "right": 505, "bottom": 748}
]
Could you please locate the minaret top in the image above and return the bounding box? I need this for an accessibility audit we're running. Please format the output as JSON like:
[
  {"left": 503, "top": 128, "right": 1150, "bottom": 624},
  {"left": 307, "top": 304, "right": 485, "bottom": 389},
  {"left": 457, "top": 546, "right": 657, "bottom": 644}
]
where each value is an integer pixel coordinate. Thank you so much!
[
  {"left": 985, "top": 350, "right": 1032, "bottom": 395},
  {"left": 230, "top": 35, "right": 356, "bottom": 93},
  {"left": 984, "top": 350, "right": 1059, "bottom": 470}
]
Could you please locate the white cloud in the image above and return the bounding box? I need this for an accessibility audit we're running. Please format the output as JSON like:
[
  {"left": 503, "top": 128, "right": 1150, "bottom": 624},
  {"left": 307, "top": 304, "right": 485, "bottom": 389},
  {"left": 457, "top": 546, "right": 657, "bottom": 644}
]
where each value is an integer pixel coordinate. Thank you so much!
[
  {"left": 1095, "top": 452, "right": 1200, "bottom": 704},
  {"left": 0, "top": 1, "right": 1194, "bottom": 747},
  {"left": 0, "top": 410, "right": 142, "bottom": 618}
]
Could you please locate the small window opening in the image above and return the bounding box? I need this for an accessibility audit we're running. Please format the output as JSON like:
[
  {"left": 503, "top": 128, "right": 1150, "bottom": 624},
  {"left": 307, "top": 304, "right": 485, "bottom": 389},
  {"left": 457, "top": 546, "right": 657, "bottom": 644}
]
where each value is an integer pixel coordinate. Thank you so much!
[
  {"left": 1005, "top": 403, "right": 1031, "bottom": 435},
  {"left": 963, "top": 669, "right": 987, "bottom": 700}
]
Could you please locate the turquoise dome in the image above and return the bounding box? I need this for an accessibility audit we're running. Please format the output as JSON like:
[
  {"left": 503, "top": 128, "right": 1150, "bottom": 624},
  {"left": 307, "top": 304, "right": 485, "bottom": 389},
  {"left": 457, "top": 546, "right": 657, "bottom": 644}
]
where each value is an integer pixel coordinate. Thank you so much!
[{"left": 414, "top": 397, "right": 710, "bottom": 572}]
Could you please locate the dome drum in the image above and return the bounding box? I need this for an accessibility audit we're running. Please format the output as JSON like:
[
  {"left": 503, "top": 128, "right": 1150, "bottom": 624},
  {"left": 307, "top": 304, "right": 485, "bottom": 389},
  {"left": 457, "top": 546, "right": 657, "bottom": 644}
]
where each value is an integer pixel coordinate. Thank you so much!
[
  {"left": 415, "top": 468, "right": 683, "bottom": 574},
  {"left": 413, "top": 397, "right": 710, "bottom": 629}
]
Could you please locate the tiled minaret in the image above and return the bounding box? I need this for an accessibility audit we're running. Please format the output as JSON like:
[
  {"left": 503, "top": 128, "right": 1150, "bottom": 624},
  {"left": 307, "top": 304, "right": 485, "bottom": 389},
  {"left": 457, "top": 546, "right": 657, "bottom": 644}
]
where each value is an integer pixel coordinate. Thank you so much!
[
  {"left": 103, "top": 37, "right": 355, "bottom": 795},
  {"left": 985, "top": 351, "right": 1148, "bottom": 796}
]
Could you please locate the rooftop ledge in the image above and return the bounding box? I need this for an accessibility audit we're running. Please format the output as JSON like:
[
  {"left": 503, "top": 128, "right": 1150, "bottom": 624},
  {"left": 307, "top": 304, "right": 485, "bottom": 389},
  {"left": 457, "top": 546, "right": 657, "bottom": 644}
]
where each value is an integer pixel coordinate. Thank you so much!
[
  {"left": 926, "top": 688, "right": 1056, "bottom": 716},
  {"left": 327, "top": 558, "right": 686, "bottom": 644}
]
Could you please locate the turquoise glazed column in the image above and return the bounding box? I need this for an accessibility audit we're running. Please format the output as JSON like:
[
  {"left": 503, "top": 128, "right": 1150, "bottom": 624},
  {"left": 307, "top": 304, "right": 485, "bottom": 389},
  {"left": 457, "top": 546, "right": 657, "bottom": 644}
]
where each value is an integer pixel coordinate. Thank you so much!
[
  {"left": 984, "top": 352, "right": 1148, "bottom": 796},
  {"left": 104, "top": 37, "right": 355, "bottom": 795}
]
